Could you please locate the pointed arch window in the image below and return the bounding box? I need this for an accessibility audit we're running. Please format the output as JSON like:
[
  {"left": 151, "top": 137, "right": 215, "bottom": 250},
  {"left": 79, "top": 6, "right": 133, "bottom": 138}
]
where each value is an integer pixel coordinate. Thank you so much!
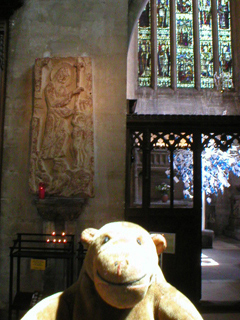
[{"left": 138, "top": 0, "right": 233, "bottom": 90}]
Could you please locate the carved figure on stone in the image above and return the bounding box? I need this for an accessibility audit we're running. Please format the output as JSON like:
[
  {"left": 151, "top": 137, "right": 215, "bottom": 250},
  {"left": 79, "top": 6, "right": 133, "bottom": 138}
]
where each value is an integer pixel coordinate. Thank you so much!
[
  {"left": 40, "top": 63, "right": 83, "bottom": 160},
  {"left": 29, "top": 57, "right": 94, "bottom": 198},
  {"left": 71, "top": 98, "right": 93, "bottom": 168}
]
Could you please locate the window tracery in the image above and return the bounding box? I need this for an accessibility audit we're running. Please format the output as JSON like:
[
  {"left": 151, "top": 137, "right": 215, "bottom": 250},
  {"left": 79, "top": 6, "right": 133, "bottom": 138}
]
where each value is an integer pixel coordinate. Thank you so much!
[
  {"left": 138, "top": 2, "right": 151, "bottom": 86},
  {"left": 138, "top": 0, "right": 233, "bottom": 90}
]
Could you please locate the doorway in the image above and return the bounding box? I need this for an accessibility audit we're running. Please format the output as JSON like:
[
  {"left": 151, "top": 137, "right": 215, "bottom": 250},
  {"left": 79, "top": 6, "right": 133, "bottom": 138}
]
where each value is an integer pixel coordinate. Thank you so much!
[
  {"left": 201, "top": 141, "right": 240, "bottom": 303},
  {"left": 125, "top": 114, "right": 240, "bottom": 303}
]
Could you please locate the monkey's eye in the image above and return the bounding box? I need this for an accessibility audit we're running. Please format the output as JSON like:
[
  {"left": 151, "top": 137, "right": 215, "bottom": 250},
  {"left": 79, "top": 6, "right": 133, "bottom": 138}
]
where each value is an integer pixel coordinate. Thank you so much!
[
  {"left": 103, "top": 236, "right": 110, "bottom": 244},
  {"left": 137, "top": 238, "right": 142, "bottom": 245}
]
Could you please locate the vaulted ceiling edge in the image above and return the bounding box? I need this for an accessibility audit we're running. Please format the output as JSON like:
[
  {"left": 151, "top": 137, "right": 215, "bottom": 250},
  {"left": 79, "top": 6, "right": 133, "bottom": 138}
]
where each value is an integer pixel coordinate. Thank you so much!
[{"left": 0, "top": 0, "right": 24, "bottom": 19}]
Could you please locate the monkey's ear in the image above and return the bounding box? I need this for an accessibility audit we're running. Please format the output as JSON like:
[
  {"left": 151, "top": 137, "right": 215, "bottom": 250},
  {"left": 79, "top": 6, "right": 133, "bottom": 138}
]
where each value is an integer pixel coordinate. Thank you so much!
[
  {"left": 151, "top": 233, "right": 167, "bottom": 255},
  {"left": 81, "top": 228, "right": 98, "bottom": 247}
]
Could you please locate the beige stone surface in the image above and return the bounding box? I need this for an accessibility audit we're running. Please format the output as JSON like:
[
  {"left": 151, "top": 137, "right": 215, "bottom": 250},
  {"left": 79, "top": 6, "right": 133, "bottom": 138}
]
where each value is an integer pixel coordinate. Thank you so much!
[
  {"left": 29, "top": 57, "right": 94, "bottom": 197},
  {"left": 0, "top": 0, "right": 128, "bottom": 312}
]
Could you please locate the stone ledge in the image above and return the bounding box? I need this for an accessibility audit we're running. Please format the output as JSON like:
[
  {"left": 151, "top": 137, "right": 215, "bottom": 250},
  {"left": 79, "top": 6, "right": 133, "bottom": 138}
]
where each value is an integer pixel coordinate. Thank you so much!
[{"left": 34, "top": 197, "right": 86, "bottom": 221}]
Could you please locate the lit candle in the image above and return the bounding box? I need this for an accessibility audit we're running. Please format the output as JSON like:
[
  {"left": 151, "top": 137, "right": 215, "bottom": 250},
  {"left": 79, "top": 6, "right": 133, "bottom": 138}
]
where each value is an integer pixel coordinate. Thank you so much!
[
  {"left": 53, "top": 239, "right": 57, "bottom": 243},
  {"left": 58, "top": 239, "right": 62, "bottom": 243},
  {"left": 46, "top": 239, "right": 50, "bottom": 243},
  {"left": 63, "top": 239, "right": 67, "bottom": 243},
  {"left": 61, "top": 232, "right": 66, "bottom": 236},
  {"left": 52, "top": 231, "right": 56, "bottom": 236},
  {"left": 39, "top": 182, "right": 45, "bottom": 199}
]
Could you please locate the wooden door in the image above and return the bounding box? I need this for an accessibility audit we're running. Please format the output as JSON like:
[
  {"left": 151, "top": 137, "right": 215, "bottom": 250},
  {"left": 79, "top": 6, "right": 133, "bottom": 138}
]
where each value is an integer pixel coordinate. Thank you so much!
[{"left": 125, "top": 115, "right": 240, "bottom": 303}]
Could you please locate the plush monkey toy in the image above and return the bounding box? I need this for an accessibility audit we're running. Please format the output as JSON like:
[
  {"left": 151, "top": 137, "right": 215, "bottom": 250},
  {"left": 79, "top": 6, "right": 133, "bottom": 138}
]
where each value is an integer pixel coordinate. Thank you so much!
[{"left": 21, "top": 221, "right": 203, "bottom": 320}]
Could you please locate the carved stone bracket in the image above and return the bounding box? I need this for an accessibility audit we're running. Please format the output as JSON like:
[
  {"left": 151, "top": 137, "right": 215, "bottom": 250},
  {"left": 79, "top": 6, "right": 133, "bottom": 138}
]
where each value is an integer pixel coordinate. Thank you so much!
[{"left": 34, "top": 197, "right": 86, "bottom": 221}]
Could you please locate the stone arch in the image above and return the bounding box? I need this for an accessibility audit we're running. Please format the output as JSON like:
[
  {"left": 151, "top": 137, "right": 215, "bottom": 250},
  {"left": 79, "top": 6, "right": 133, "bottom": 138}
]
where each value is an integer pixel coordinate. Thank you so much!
[{"left": 128, "top": 0, "right": 149, "bottom": 43}]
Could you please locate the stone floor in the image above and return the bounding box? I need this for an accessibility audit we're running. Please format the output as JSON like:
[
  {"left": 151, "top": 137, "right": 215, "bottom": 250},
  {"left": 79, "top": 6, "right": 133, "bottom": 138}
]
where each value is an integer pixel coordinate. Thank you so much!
[{"left": 200, "top": 235, "right": 240, "bottom": 319}]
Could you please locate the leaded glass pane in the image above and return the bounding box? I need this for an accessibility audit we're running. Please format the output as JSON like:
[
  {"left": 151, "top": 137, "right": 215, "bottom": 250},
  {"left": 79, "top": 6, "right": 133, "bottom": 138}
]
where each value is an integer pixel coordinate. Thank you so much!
[
  {"left": 150, "top": 149, "right": 171, "bottom": 208},
  {"left": 199, "top": 0, "right": 214, "bottom": 88},
  {"left": 138, "top": 2, "right": 151, "bottom": 87},
  {"left": 217, "top": 0, "right": 233, "bottom": 89},
  {"left": 157, "top": 0, "right": 171, "bottom": 87},
  {"left": 130, "top": 148, "right": 143, "bottom": 207},
  {"left": 137, "top": 0, "right": 234, "bottom": 91},
  {"left": 176, "top": 0, "right": 194, "bottom": 87},
  {"left": 130, "top": 131, "right": 143, "bottom": 207},
  {"left": 173, "top": 149, "right": 193, "bottom": 208}
]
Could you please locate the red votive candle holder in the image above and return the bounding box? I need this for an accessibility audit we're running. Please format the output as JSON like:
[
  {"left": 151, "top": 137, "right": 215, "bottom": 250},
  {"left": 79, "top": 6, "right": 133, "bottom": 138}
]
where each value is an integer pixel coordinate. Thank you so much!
[{"left": 39, "top": 182, "right": 45, "bottom": 199}]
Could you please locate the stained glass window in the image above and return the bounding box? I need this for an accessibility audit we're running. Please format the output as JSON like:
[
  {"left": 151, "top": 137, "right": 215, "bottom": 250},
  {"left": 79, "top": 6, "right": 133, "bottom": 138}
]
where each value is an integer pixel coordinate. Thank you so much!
[
  {"left": 176, "top": 0, "right": 194, "bottom": 88},
  {"left": 199, "top": 0, "right": 214, "bottom": 89},
  {"left": 217, "top": 0, "right": 233, "bottom": 89},
  {"left": 137, "top": 0, "right": 233, "bottom": 90},
  {"left": 157, "top": 0, "right": 171, "bottom": 87},
  {"left": 138, "top": 2, "right": 151, "bottom": 87}
]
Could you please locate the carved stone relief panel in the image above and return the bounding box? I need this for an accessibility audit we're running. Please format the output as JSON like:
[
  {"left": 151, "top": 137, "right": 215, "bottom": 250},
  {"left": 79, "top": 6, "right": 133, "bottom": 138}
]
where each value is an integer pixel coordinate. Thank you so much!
[{"left": 29, "top": 57, "right": 94, "bottom": 198}]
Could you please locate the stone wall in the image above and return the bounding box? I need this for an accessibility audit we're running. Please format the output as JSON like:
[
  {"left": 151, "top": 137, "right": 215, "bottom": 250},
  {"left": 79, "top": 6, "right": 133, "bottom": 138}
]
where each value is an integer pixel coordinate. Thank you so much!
[{"left": 0, "top": 0, "right": 128, "bottom": 314}]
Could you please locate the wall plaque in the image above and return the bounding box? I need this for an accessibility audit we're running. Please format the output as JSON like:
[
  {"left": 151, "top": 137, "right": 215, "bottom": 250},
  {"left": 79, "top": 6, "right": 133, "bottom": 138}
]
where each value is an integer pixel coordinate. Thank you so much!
[{"left": 29, "top": 57, "right": 94, "bottom": 198}]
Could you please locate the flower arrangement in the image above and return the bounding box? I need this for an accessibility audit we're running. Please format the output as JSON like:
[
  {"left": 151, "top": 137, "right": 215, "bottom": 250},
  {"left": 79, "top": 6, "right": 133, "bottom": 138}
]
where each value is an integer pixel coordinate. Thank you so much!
[{"left": 155, "top": 182, "right": 170, "bottom": 195}]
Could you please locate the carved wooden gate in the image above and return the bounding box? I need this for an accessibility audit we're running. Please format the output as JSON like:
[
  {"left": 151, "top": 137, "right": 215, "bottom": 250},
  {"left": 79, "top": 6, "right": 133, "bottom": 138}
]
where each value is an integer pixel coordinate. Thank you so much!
[{"left": 125, "top": 115, "right": 240, "bottom": 303}]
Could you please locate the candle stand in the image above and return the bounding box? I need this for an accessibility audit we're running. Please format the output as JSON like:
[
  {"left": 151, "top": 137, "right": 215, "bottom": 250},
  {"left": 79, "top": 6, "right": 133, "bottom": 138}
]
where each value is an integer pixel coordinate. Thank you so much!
[{"left": 8, "top": 233, "right": 75, "bottom": 320}]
